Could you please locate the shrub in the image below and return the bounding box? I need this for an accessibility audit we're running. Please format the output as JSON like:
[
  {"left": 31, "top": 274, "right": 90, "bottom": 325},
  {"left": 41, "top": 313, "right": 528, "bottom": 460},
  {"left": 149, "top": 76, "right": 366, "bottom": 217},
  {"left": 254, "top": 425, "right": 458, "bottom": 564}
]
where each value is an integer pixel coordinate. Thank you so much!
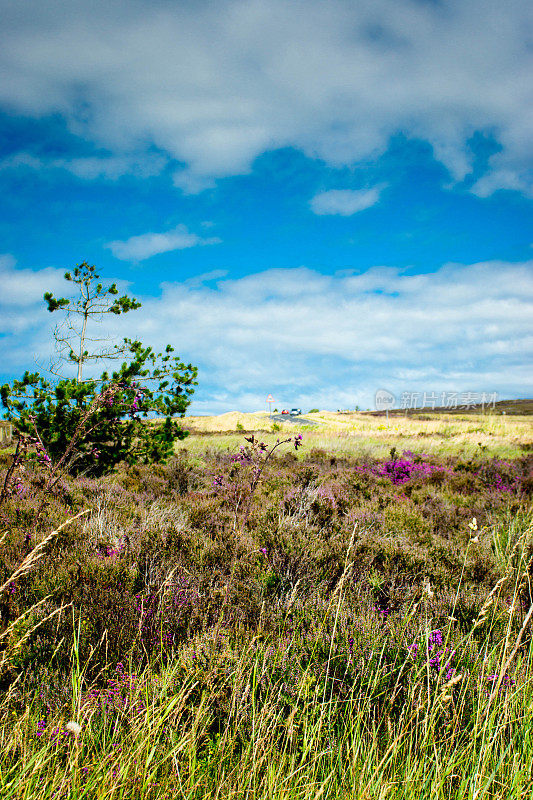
[{"left": 1, "top": 340, "right": 197, "bottom": 475}]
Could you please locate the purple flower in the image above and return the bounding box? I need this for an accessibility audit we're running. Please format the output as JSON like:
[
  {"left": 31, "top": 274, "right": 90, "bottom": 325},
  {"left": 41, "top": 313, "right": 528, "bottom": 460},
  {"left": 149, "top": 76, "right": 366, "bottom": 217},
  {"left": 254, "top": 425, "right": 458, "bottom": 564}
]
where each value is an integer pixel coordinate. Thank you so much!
[{"left": 486, "top": 673, "right": 515, "bottom": 691}]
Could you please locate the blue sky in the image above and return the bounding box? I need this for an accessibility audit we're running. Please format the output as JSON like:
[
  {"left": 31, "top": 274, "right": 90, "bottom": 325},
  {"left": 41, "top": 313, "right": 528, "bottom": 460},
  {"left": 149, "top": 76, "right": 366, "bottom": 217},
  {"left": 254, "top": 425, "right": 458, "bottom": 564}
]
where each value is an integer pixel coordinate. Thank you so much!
[{"left": 0, "top": 0, "right": 532, "bottom": 413}]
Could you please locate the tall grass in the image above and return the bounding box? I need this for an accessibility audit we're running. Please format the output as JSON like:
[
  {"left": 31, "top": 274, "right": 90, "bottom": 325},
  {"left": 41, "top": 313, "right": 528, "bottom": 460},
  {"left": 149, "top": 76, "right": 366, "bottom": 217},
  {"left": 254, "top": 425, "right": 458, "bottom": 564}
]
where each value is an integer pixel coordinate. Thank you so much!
[
  {"left": 1, "top": 510, "right": 532, "bottom": 799},
  {"left": 2, "top": 614, "right": 532, "bottom": 797}
]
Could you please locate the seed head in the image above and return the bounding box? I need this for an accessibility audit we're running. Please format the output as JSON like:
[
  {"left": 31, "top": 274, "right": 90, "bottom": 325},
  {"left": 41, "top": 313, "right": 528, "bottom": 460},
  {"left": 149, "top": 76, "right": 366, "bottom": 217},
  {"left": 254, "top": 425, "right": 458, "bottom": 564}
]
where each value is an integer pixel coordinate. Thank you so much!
[{"left": 66, "top": 721, "right": 82, "bottom": 737}]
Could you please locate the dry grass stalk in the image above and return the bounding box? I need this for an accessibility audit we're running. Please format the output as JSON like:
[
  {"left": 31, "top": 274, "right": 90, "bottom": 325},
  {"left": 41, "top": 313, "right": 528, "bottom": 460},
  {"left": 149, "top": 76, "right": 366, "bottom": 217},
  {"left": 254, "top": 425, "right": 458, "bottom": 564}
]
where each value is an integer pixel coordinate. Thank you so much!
[
  {"left": 0, "top": 508, "right": 89, "bottom": 597},
  {"left": 471, "top": 524, "right": 531, "bottom": 632},
  {"left": 0, "top": 595, "right": 51, "bottom": 641},
  {"left": 286, "top": 578, "right": 302, "bottom": 610},
  {"left": 517, "top": 550, "right": 533, "bottom": 599},
  {"left": 439, "top": 672, "right": 464, "bottom": 704},
  {"left": 0, "top": 599, "right": 71, "bottom": 672},
  {"left": 331, "top": 524, "right": 357, "bottom": 600},
  {"left": 481, "top": 599, "right": 533, "bottom": 720},
  {"left": 471, "top": 575, "right": 508, "bottom": 631}
]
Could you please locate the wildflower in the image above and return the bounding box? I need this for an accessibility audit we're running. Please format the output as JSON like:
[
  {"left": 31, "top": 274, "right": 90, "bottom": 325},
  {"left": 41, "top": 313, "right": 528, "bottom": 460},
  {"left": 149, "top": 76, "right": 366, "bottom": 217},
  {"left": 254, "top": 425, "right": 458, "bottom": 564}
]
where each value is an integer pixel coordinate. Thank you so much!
[
  {"left": 66, "top": 721, "right": 82, "bottom": 737},
  {"left": 486, "top": 673, "right": 515, "bottom": 692},
  {"left": 468, "top": 517, "right": 480, "bottom": 542},
  {"left": 423, "top": 577, "right": 434, "bottom": 599}
]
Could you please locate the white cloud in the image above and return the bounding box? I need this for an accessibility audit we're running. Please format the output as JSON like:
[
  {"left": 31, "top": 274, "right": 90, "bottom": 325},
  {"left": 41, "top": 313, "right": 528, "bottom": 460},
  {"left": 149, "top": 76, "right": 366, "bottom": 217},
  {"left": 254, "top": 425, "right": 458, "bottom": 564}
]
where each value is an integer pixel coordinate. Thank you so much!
[
  {"left": 311, "top": 186, "right": 384, "bottom": 215},
  {"left": 0, "top": 151, "right": 167, "bottom": 181},
  {"left": 61, "top": 153, "right": 167, "bottom": 180},
  {"left": 471, "top": 169, "right": 533, "bottom": 199},
  {"left": 2, "top": 257, "right": 532, "bottom": 408},
  {"left": 0, "top": 0, "right": 531, "bottom": 195},
  {"left": 184, "top": 269, "right": 229, "bottom": 287},
  {"left": 0, "top": 255, "right": 66, "bottom": 373},
  {"left": 109, "top": 259, "right": 532, "bottom": 409},
  {"left": 0, "top": 253, "right": 65, "bottom": 308},
  {"left": 105, "top": 225, "right": 221, "bottom": 262}
]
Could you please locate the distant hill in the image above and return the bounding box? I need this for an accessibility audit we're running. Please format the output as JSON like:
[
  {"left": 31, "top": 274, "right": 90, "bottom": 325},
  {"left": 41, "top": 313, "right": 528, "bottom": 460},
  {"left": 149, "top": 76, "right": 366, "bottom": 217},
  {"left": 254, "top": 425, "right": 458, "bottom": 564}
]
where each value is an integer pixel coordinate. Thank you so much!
[{"left": 365, "top": 398, "right": 533, "bottom": 417}]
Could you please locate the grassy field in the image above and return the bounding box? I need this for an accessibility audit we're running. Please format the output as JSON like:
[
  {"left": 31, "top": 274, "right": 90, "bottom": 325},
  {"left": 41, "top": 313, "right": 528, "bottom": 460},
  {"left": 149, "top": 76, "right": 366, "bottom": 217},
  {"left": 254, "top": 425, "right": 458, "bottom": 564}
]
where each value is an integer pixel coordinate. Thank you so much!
[
  {"left": 181, "top": 410, "right": 532, "bottom": 461},
  {"left": 0, "top": 411, "right": 532, "bottom": 798}
]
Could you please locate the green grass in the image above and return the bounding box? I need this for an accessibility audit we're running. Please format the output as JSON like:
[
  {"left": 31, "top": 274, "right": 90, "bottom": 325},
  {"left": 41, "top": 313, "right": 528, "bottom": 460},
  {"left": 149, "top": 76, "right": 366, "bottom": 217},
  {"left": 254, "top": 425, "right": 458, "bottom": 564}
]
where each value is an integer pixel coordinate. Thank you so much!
[
  {"left": 180, "top": 427, "right": 530, "bottom": 461},
  {"left": 0, "top": 416, "right": 532, "bottom": 799},
  {"left": 178, "top": 410, "right": 532, "bottom": 461},
  {"left": 3, "top": 540, "right": 533, "bottom": 800}
]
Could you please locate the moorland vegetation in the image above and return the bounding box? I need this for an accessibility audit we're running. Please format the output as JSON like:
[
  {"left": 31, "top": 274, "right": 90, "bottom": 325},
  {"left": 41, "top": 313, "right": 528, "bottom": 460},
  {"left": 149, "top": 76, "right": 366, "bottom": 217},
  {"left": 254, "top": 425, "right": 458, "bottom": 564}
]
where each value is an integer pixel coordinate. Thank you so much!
[
  {"left": 1, "top": 265, "right": 532, "bottom": 798},
  {"left": 0, "top": 412, "right": 532, "bottom": 799}
]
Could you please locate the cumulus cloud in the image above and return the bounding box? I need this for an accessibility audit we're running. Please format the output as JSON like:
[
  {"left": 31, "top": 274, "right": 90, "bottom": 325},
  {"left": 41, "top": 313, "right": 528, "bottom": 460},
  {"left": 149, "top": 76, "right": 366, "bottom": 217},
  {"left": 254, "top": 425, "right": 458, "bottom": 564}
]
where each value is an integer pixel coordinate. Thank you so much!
[
  {"left": 471, "top": 169, "right": 533, "bottom": 199},
  {"left": 311, "top": 186, "right": 384, "bottom": 215},
  {"left": 0, "top": 0, "right": 531, "bottom": 194},
  {"left": 102, "top": 259, "right": 532, "bottom": 410},
  {"left": 0, "top": 253, "right": 65, "bottom": 309},
  {"left": 2, "top": 255, "right": 532, "bottom": 409},
  {"left": 0, "top": 255, "right": 66, "bottom": 372},
  {"left": 105, "top": 225, "right": 221, "bottom": 261}
]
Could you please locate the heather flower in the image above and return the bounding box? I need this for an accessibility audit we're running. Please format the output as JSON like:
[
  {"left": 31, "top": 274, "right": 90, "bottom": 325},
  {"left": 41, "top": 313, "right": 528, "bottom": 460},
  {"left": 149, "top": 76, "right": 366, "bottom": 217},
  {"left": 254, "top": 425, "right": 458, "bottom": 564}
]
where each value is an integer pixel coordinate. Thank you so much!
[
  {"left": 429, "top": 630, "right": 443, "bottom": 648},
  {"left": 486, "top": 673, "right": 515, "bottom": 692}
]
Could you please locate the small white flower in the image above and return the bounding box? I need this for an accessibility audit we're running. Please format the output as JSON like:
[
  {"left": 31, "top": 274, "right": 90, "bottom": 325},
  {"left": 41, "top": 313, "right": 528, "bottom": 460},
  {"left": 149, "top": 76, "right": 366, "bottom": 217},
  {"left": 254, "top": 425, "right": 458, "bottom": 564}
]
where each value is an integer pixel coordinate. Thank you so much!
[
  {"left": 66, "top": 721, "right": 82, "bottom": 737},
  {"left": 468, "top": 517, "right": 478, "bottom": 532}
]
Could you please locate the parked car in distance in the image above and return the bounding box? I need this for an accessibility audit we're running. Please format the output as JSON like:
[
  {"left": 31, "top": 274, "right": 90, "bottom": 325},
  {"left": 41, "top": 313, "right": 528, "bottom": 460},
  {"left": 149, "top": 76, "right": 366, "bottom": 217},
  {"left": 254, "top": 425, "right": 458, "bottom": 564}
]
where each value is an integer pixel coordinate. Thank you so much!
[
  {"left": 291, "top": 408, "right": 302, "bottom": 415},
  {"left": 281, "top": 409, "right": 290, "bottom": 415}
]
